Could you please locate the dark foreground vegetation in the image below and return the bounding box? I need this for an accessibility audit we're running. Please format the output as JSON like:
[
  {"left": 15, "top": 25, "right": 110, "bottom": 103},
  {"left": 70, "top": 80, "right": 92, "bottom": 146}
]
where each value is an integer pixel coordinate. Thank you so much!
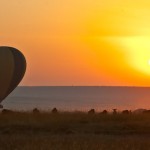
[{"left": 0, "top": 111, "right": 150, "bottom": 150}]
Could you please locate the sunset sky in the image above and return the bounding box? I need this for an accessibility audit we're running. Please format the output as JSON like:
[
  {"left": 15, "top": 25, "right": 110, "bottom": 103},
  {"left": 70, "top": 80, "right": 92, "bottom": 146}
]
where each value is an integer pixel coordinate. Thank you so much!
[{"left": 1, "top": 0, "right": 150, "bottom": 86}]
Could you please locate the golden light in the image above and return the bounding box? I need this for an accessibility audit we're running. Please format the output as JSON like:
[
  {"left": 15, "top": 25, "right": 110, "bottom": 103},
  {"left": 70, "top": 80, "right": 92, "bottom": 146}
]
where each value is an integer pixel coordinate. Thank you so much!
[
  {"left": 105, "top": 36, "right": 150, "bottom": 75},
  {"left": 2, "top": 0, "right": 150, "bottom": 86},
  {"left": 148, "top": 60, "right": 150, "bottom": 66}
]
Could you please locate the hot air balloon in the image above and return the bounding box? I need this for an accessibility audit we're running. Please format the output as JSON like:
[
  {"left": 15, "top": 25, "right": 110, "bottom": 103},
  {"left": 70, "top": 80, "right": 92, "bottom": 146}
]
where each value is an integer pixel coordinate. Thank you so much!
[{"left": 0, "top": 46, "right": 26, "bottom": 104}]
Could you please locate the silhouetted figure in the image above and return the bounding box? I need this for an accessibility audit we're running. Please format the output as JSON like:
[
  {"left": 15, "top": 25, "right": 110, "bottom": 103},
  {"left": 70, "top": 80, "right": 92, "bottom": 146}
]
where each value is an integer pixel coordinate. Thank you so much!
[
  {"left": 33, "top": 108, "right": 40, "bottom": 114},
  {"left": 52, "top": 108, "right": 58, "bottom": 114},
  {"left": 1, "top": 109, "right": 13, "bottom": 114},
  {"left": 88, "top": 109, "right": 95, "bottom": 114},
  {"left": 122, "top": 110, "right": 130, "bottom": 114},
  {"left": 101, "top": 110, "right": 108, "bottom": 114},
  {"left": 122, "top": 110, "right": 132, "bottom": 115},
  {"left": 112, "top": 109, "right": 117, "bottom": 115}
]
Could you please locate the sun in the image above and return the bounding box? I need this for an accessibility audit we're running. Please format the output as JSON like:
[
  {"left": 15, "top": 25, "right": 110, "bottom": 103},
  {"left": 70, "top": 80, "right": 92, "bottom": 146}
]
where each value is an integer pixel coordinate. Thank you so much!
[
  {"left": 148, "top": 60, "right": 150, "bottom": 66},
  {"left": 120, "top": 36, "right": 150, "bottom": 75},
  {"left": 105, "top": 36, "right": 150, "bottom": 75}
]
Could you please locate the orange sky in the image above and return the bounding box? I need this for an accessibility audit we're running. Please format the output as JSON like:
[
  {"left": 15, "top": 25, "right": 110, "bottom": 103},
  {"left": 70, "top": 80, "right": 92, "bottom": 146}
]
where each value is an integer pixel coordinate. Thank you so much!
[{"left": 1, "top": 0, "right": 150, "bottom": 86}]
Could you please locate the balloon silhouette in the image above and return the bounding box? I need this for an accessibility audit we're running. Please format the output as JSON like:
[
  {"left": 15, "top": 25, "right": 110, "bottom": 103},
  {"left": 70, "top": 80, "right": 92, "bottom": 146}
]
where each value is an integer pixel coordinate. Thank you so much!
[{"left": 0, "top": 46, "right": 26, "bottom": 103}]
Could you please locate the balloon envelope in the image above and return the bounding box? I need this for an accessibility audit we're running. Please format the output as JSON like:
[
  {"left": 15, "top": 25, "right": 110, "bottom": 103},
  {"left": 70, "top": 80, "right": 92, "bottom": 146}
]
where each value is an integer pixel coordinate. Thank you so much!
[{"left": 0, "top": 46, "right": 26, "bottom": 103}]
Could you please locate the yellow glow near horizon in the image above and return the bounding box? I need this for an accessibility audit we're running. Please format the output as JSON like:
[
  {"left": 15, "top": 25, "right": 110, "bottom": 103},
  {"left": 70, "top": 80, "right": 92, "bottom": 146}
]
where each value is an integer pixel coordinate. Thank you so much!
[
  {"left": 148, "top": 60, "right": 150, "bottom": 66},
  {"left": 112, "top": 36, "right": 150, "bottom": 75}
]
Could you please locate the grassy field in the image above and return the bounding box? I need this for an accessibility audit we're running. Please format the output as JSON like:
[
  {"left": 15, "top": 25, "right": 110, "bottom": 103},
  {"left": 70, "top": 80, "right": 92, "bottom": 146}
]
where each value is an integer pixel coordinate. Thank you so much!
[{"left": 0, "top": 111, "right": 150, "bottom": 150}]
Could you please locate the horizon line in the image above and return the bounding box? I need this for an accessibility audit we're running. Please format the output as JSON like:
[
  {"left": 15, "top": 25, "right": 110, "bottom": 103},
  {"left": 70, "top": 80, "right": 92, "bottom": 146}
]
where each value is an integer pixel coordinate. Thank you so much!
[{"left": 18, "top": 85, "right": 150, "bottom": 88}]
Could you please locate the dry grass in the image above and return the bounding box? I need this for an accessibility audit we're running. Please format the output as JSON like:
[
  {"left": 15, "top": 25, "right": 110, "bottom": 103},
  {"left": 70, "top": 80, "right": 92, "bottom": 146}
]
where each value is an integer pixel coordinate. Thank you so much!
[{"left": 0, "top": 111, "right": 150, "bottom": 150}]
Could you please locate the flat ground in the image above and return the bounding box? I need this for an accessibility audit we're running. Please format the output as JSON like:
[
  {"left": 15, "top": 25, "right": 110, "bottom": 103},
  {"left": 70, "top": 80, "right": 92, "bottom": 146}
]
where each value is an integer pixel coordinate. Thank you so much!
[{"left": 0, "top": 112, "right": 150, "bottom": 150}]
